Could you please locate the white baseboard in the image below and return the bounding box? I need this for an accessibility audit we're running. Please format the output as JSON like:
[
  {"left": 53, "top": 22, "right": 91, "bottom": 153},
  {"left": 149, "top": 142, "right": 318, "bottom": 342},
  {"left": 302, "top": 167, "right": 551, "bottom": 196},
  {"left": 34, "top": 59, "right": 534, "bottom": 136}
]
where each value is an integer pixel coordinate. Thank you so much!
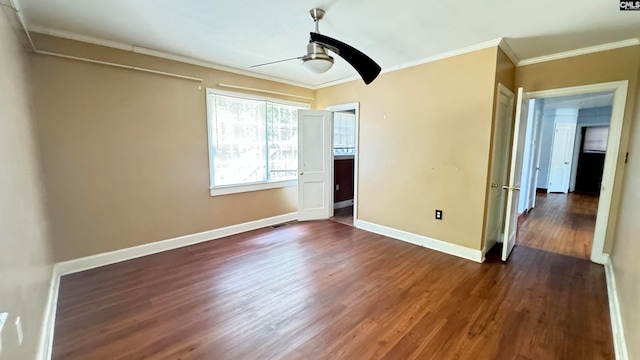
[
  {"left": 55, "top": 212, "right": 298, "bottom": 276},
  {"left": 334, "top": 199, "right": 354, "bottom": 209},
  {"left": 354, "top": 220, "right": 484, "bottom": 263},
  {"left": 36, "top": 267, "right": 60, "bottom": 360},
  {"left": 604, "top": 256, "right": 629, "bottom": 360},
  {"left": 591, "top": 251, "right": 610, "bottom": 265}
]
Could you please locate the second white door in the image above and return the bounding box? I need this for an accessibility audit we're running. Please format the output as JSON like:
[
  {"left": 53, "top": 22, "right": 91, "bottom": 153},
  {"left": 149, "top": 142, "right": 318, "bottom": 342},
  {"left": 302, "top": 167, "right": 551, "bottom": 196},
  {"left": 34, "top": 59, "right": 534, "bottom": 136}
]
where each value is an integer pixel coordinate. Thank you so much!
[{"left": 547, "top": 123, "right": 576, "bottom": 193}]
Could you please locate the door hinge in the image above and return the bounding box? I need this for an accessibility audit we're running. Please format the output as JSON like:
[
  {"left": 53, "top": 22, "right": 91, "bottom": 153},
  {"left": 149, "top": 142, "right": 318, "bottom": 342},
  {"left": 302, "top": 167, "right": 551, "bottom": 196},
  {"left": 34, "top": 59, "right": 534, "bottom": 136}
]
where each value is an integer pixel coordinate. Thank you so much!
[{"left": 625, "top": 152, "right": 629, "bottom": 164}]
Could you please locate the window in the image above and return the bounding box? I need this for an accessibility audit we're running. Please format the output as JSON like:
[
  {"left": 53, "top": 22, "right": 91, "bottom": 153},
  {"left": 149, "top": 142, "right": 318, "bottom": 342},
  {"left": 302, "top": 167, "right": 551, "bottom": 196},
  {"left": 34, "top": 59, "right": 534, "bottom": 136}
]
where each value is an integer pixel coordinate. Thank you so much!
[
  {"left": 333, "top": 110, "right": 356, "bottom": 156},
  {"left": 206, "top": 89, "right": 309, "bottom": 195},
  {"left": 583, "top": 126, "right": 609, "bottom": 153}
]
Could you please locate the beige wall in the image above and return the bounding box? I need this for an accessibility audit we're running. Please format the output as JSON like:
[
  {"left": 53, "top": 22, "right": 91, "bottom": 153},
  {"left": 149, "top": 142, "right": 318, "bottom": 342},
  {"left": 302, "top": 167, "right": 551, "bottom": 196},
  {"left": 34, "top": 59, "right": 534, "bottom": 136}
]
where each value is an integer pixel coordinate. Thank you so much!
[
  {"left": 495, "top": 47, "right": 516, "bottom": 92},
  {"left": 0, "top": 10, "right": 54, "bottom": 359},
  {"left": 316, "top": 47, "right": 499, "bottom": 250},
  {"left": 29, "top": 34, "right": 314, "bottom": 261},
  {"left": 516, "top": 45, "right": 640, "bottom": 253},
  {"left": 610, "top": 69, "right": 640, "bottom": 360}
]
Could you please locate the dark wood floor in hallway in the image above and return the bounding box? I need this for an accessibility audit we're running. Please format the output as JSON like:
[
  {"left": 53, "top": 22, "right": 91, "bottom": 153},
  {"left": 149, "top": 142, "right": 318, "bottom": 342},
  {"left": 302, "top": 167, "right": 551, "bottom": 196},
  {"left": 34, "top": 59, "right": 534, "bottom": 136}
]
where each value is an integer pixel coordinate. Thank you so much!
[
  {"left": 53, "top": 220, "right": 613, "bottom": 359},
  {"left": 518, "top": 192, "right": 599, "bottom": 259}
]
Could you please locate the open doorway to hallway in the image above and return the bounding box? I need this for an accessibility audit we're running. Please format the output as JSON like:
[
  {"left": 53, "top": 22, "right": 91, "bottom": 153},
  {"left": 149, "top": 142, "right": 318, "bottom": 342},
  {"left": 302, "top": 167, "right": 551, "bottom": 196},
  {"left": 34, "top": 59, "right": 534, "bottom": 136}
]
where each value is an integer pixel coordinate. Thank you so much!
[
  {"left": 516, "top": 91, "right": 614, "bottom": 259},
  {"left": 329, "top": 104, "right": 358, "bottom": 226}
]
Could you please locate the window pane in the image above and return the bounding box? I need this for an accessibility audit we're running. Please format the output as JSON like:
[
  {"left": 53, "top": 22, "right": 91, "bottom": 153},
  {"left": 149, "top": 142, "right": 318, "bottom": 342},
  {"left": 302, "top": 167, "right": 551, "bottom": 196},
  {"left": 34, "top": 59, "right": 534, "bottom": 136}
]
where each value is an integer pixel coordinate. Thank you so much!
[
  {"left": 583, "top": 126, "right": 609, "bottom": 153},
  {"left": 212, "top": 95, "right": 266, "bottom": 186},
  {"left": 267, "top": 103, "right": 298, "bottom": 181},
  {"left": 333, "top": 111, "right": 356, "bottom": 155}
]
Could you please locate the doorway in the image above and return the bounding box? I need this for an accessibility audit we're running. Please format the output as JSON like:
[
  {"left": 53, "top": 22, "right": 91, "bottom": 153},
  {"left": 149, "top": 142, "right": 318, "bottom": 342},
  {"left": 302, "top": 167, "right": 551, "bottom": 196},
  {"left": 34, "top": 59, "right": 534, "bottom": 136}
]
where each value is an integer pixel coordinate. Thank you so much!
[
  {"left": 328, "top": 103, "right": 359, "bottom": 226},
  {"left": 517, "top": 92, "right": 613, "bottom": 259},
  {"left": 495, "top": 81, "right": 627, "bottom": 264}
]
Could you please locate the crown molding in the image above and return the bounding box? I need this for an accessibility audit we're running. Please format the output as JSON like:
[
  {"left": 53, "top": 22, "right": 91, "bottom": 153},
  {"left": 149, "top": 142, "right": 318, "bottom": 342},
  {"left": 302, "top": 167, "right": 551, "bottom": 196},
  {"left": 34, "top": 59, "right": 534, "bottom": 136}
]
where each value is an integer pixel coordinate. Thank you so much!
[
  {"left": 27, "top": 25, "right": 316, "bottom": 90},
  {"left": 498, "top": 38, "right": 519, "bottom": 66},
  {"left": 518, "top": 38, "right": 640, "bottom": 66}
]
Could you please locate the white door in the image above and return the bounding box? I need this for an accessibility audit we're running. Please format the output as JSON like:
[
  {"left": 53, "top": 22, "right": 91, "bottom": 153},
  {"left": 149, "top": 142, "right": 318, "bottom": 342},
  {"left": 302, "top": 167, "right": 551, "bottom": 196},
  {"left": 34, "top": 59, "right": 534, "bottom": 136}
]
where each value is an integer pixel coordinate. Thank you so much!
[
  {"left": 547, "top": 123, "right": 577, "bottom": 193},
  {"left": 297, "top": 110, "right": 333, "bottom": 221},
  {"left": 485, "top": 84, "right": 514, "bottom": 253},
  {"left": 528, "top": 109, "right": 543, "bottom": 209},
  {"left": 502, "top": 88, "right": 529, "bottom": 261}
]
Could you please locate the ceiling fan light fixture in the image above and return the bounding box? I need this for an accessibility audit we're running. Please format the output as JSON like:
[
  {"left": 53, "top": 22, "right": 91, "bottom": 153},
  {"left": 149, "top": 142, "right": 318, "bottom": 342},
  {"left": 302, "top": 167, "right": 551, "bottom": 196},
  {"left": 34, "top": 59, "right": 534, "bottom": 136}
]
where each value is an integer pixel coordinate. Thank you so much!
[
  {"left": 301, "top": 42, "right": 334, "bottom": 74},
  {"left": 301, "top": 55, "right": 334, "bottom": 74}
]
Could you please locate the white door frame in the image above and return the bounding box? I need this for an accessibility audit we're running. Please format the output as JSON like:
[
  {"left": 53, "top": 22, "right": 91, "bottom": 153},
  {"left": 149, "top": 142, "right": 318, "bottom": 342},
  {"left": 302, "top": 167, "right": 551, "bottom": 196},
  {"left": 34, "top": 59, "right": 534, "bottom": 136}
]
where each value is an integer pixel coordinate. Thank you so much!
[
  {"left": 523, "top": 80, "right": 628, "bottom": 264},
  {"left": 569, "top": 122, "right": 611, "bottom": 192},
  {"left": 528, "top": 106, "right": 544, "bottom": 210},
  {"left": 484, "top": 83, "right": 514, "bottom": 255},
  {"left": 326, "top": 102, "right": 360, "bottom": 222}
]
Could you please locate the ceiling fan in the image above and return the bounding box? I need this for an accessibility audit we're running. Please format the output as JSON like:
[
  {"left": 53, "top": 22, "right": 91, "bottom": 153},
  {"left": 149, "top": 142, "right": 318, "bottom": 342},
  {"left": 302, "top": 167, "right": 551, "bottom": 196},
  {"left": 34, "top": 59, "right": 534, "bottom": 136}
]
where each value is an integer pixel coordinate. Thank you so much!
[{"left": 250, "top": 8, "right": 381, "bottom": 85}]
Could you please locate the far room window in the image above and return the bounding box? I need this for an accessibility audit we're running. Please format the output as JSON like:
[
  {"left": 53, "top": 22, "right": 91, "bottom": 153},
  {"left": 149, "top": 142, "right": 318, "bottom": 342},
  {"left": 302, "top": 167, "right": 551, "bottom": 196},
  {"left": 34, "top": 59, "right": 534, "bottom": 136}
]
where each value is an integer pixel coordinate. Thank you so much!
[
  {"left": 583, "top": 126, "right": 609, "bottom": 153},
  {"left": 206, "top": 89, "right": 309, "bottom": 196},
  {"left": 333, "top": 110, "right": 356, "bottom": 155}
]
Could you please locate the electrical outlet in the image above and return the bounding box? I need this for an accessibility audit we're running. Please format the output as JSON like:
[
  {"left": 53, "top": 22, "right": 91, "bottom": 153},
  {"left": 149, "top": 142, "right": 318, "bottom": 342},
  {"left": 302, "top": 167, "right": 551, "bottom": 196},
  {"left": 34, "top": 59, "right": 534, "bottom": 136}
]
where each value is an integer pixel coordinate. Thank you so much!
[{"left": 435, "top": 210, "right": 443, "bottom": 220}]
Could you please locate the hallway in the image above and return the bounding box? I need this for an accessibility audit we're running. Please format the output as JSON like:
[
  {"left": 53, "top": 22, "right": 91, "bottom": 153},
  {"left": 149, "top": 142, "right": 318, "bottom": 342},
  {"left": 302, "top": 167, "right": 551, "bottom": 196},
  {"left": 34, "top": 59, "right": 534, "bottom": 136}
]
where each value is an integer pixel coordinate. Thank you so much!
[{"left": 517, "top": 193, "right": 599, "bottom": 259}]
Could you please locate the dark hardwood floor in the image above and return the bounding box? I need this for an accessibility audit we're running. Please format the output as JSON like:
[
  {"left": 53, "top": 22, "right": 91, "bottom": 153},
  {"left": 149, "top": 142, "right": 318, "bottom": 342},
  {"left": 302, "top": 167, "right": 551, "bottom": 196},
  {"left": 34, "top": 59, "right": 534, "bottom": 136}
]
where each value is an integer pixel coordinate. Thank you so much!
[
  {"left": 330, "top": 205, "right": 353, "bottom": 226},
  {"left": 518, "top": 192, "right": 599, "bottom": 259},
  {"left": 53, "top": 220, "right": 613, "bottom": 359}
]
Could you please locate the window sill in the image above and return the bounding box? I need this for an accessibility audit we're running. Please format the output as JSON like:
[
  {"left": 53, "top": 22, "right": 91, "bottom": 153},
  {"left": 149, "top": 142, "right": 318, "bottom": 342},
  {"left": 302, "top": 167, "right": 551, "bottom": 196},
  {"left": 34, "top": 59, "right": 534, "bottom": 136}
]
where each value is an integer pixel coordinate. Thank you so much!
[{"left": 210, "top": 179, "right": 297, "bottom": 197}]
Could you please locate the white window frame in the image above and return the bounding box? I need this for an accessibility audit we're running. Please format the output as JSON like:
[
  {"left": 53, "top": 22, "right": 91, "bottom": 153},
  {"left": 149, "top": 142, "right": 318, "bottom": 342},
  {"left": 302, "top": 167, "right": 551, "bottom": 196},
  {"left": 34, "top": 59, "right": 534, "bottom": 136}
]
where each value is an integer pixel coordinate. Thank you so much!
[{"left": 206, "top": 88, "right": 309, "bottom": 196}]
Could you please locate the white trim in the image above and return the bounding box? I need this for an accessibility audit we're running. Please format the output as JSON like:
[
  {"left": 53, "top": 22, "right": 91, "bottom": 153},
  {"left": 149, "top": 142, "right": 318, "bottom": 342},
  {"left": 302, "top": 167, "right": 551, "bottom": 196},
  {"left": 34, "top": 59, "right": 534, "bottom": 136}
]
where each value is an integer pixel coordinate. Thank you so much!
[
  {"left": 34, "top": 50, "right": 204, "bottom": 82},
  {"left": 54, "top": 212, "right": 298, "bottom": 275},
  {"left": 334, "top": 199, "right": 354, "bottom": 209},
  {"left": 210, "top": 179, "right": 297, "bottom": 196},
  {"left": 327, "top": 102, "right": 360, "bottom": 222},
  {"left": 36, "top": 269, "right": 59, "bottom": 360},
  {"left": 518, "top": 38, "right": 640, "bottom": 66},
  {"left": 605, "top": 256, "right": 629, "bottom": 360},
  {"left": 27, "top": 25, "right": 316, "bottom": 90},
  {"left": 498, "top": 39, "right": 520, "bottom": 66},
  {"left": 355, "top": 220, "right": 484, "bottom": 263},
  {"left": 524, "top": 81, "right": 629, "bottom": 265}
]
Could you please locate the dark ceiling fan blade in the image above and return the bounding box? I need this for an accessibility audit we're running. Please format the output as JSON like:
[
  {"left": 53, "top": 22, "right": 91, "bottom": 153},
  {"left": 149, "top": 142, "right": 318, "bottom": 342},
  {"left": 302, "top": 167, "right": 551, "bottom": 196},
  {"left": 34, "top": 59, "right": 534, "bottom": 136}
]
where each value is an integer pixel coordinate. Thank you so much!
[
  {"left": 310, "top": 32, "right": 381, "bottom": 85},
  {"left": 250, "top": 56, "right": 303, "bottom": 68}
]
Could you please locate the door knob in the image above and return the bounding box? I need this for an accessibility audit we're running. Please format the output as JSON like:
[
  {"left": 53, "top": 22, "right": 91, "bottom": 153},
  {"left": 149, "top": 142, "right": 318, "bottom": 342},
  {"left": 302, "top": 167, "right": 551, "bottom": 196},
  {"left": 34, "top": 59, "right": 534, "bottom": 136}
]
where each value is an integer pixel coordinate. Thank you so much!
[
  {"left": 299, "top": 171, "right": 304, "bottom": 175},
  {"left": 502, "top": 185, "right": 521, "bottom": 191}
]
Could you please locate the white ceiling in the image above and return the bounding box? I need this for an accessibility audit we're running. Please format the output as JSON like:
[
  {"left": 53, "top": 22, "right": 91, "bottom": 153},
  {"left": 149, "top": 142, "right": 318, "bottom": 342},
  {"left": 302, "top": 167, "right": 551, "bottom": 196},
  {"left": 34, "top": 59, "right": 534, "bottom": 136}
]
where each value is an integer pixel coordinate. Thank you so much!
[
  {"left": 542, "top": 91, "right": 614, "bottom": 110},
  {"left": 16, "top": 0, "right": 640, "bottom": 88}
]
